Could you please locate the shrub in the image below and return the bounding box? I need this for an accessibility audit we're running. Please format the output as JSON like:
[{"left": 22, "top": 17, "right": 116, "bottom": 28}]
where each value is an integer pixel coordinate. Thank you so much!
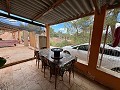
[
  {"left": 0, "top": 57, "right": 6, "bottom": 67},
  {"left": 0, "top": 38, "right": 2, "bottom": 40}
]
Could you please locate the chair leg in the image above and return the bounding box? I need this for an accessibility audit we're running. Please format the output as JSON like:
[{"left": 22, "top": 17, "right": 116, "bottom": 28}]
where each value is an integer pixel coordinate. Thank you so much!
[
  {"left": 50, "top": 68, "right": 52, "bottom": 81},
  {"left": 69, "top": 71, "right": 71, "bottom": 84},
  {"left": 44, "top": 66, "right": 46, "bottom": 78},
  {"left": 38, "top": 60, "right": 39, "bottom": 69},
  {"left": 73, "top": 67, "right": 74, "bottom": 78},
  {"left": 61, "top": 76, "right": 63, "bottom": 81},
  {"left": 55, "top": 66, "right": 57, "bottom": 89},
  {"left": 36, "top": 59, "right": 37, "bottom": 65},
  {"left": 42, "top": 61, "right": 43, "bottom": 69},
  {"left": 73, "top": 71, "right": 74, "bottom": 78}
]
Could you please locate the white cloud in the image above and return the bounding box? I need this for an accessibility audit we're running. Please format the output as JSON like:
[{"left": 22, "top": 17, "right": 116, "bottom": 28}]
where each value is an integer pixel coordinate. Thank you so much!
[
  {"left": 103, "top": 26, "right": 111, "bottom": 34},
  {"left": 116, "top": 23, "right": 120, "bottom": 28},
  {"left": 9, "top": 19, "right": 17, "bottom": 22},
  {"left": 59, "top": 28, "right": 67, "bottom": 33},
  {"left": 53, "top": 25, "right": 57, "bottom": 27},
  {"left": 70, "top": 19, "right": 78, "bottom": 23}
]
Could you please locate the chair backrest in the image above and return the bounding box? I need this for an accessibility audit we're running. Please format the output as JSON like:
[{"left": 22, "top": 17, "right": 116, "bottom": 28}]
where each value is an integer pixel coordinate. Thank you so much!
[
  {"left": 63, "top": 50, "right": 71, "bottom": 55},
  {"left": 34, "top": 50, "right": 40, "bottom": 59},
  {"left": 74, "top": 56, "right": 77, "bottom": 62}
]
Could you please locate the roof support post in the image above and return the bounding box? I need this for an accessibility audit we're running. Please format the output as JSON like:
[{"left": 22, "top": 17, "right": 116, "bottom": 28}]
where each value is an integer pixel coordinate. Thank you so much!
[
  {"left": 23, "top": 30, "right": 29, "bottom": 46},
  {"left": 18, "top": 30, "right": 21, "bottom": 44},
  {"left": 6, "top": 0, "right": 11, "bottom": 15},
  {"left": 45, "top": 24, "right": 50, "bottom": 48},
  {"left": 29, "top": 31, "right": 36, "bottom": 48},
  {"left": 88, "top": 5, "right": 107, "bottom": 70}
]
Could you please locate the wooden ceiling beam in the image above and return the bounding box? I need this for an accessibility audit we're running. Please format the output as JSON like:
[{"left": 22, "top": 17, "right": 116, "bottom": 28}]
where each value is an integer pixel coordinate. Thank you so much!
[
  {"left": 32, "top": 0, "right": 65, "bottom": 20},
  {"left": 0, "top": 12, "right": 45, "bottom": 27},
  {"left": 92, "top": 0, "right": 100, "bottom": 14},
  {"left": 5, "top": 0, "right": 11, "bottom": 15}
]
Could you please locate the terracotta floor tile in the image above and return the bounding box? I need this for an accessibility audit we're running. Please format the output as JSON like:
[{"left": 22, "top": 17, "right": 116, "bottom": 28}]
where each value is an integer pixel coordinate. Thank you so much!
[{"left": 0, "top": 60, "right": 109, "bottom": 90}]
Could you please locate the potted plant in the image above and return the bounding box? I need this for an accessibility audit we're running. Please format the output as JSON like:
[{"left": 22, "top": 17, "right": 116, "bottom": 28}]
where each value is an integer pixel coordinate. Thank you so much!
[{"left": 0, "top": 57, "right": 6, "bottom": 67}]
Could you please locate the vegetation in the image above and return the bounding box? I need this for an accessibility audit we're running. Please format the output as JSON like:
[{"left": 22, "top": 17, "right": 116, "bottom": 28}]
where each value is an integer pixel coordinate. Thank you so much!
[
  {"left": 0, "top": 57, "right": 6, "bottom": 67},
  {"left": 50, "top": 8, "right": 120, "bottom": 47},
  {"left": 50, "top": 16, "right": 93, "bottom": 47}
]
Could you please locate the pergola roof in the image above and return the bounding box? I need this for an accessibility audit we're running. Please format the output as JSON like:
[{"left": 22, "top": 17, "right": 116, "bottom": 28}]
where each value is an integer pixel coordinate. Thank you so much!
[{"left": 0, "top": 0, "right": 120, "bottom": 26}]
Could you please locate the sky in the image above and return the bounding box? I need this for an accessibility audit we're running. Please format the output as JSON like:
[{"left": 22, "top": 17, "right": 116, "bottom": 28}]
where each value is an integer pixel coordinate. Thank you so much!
[{"left": 50, "top": 23, "right": 67, "bottom": 33}]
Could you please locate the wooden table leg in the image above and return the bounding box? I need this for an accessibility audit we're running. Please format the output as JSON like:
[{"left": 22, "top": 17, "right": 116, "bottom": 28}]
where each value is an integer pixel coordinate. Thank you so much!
[
  {"left": 55, "top": 65, "right": 57, "bottom": 89},
  {"left": 69, "top": 71, "right": 71, "bottom": 84}
]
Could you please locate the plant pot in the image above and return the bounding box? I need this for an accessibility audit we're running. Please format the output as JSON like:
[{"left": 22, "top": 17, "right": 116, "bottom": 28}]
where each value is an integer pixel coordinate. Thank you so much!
[{"left": 0, "top": 57, "right": 6, "bottom": 67}]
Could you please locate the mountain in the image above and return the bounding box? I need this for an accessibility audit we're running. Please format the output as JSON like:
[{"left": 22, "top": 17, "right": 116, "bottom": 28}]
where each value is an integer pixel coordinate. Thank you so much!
[{"left": 0, "top": 16, "right": 23, "bottom": 26}]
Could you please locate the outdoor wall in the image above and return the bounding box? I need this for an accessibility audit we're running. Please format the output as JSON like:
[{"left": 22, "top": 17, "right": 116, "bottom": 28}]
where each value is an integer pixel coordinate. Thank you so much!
[
  {"left": 0, "top": 32, "right": 16, "bottom": 40},
  {"left": 38, "top": 36, "right": 47, "bottom": 49},
  {"left": 75, "top": 61, "right": 120, "bottom": 89},
  {"left": 23, "top": 30, "right": 29, "bottom": 46}
]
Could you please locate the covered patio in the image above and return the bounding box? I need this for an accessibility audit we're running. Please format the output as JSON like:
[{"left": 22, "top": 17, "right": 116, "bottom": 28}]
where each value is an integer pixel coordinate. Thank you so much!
[{"left": 0, "top": 0, "right": 120, "bottom": 89}]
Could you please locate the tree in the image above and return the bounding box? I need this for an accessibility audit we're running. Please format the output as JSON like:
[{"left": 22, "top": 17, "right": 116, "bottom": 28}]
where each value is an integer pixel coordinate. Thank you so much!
[
  {"left": 105, "top": 9, "right": 120, "bottom": 40},
  {"left": 64, "top": 15, "right": 94, "bottom": 44},
  {"left": 50, "top": 27, "right": 58, "bottom": 37},
  {"left": 19, "top": 23, "right": 44, "bottom": 34},
  {"left": 64, "top": 16, "right": 93, "bottom": 36}
]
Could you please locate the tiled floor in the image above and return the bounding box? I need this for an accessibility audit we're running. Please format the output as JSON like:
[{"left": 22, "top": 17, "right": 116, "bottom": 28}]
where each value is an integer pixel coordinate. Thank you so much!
[{"left": 0, "top": 60, "right": 109, "bottom": 90}]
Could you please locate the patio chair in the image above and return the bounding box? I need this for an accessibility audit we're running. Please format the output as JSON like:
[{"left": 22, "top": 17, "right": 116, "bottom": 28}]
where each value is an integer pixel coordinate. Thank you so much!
[
  {"left": 39, "top": 47, "right": 47, "bottom": 69},
  {"left": 34, "top": 47, "right": 47, "bottom": 69},
  {"left": 41, "top": 56, "right": 50, "bottom": 77},
  {"left": 34, "top": 47, "right": 47, "bottom": 68},
  {"left": 62, "top": 50, "right": 77, "bottom": 82},
  {"left": 34, "top": 47, "right": 49, "bottom": 77},
  {"left": 34, "top": 50, "right": 39, "bottom": 66}
]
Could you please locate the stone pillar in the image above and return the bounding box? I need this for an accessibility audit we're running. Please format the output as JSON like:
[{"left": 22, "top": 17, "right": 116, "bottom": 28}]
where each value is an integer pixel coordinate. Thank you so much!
[
  {"left": 29, "top": 31, "right": 36, "bottom": 48},
  {"left": 18, "top": 30, "right": 21, "bottom": 44},
  {"left": 23, "top": 30, "right": 29, "bottom": 46}
]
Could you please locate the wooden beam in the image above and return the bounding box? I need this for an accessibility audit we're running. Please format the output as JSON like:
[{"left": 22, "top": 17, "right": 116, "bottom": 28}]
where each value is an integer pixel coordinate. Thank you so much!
[
  {"left": 0, "top": 12, "right": 45, "bottom": 27},
  {"left": 88, "top": 5, "right": 107, "bottom": 69},
  {"left": 50, "top": 11, "right": 94, "bottom": 25},
  {"left": 5, "top": 0, "right": 11, "bottom": 15},
  {"left": 50, "top": 2, "right": 120, "bottom": 25},
  {"left": 92, "top": 0, "right": 100, "bottom": 14},
  {"left": 45, "top": 24, "right": 50, "bottom": 48},
  {"left": 33, "top": 0, "right": 65, "bottom": 20}
]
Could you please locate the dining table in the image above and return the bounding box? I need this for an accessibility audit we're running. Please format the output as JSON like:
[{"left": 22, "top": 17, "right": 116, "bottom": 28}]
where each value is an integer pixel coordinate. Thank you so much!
[{"left": 39, "top": 48, "right": 76, "bottom": 89}]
